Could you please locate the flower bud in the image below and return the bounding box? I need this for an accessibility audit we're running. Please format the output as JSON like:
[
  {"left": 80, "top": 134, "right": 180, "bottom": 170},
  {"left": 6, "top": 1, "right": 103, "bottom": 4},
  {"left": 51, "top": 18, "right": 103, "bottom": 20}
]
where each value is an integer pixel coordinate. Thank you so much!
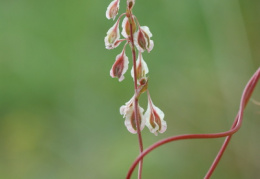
[
  {"left": 120, "top": 97, "right": 145, "bottom": 134},
  {"left": 104, "top": 20, "right": 120, "bottom": 49},
  {"left": 134, "top": 26, "right": 154, "bottom": 53},
  {"left": 127, "top": 0, "right": 135, "bottom": 10},
  {"left": 136, "top": 77, "right": 148, "bottom": 98},
  {"left": 121, "top": 17, "right": 137, "bottom": 38},
  {"left": 131, "top": 52, "right": 149, "bottom": 81},
  {"left": 106, "top": 0, "right": 120, "bottom": 20},
  {"left": 110, "top": 49, "right": 129, "bottom": 82},
  {"left": 145, "top": 94, "right": 167, "bottom": 136}
]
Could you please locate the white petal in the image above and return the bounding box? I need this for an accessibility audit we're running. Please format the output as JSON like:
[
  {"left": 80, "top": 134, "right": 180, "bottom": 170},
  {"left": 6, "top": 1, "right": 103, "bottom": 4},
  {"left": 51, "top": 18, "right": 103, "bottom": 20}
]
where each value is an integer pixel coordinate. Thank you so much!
[
  {"left": 145, "top": 96, "right": 166, "bottom": 135},
  {"left": 131, "top": 53, "right": 149, "bottom": 80},
  {"left": 120, "top": 96, "right": 134, "bottom": 117},
  {"left": 153, "top": 104, "right": 166, "bottom": 134},
  {"left": 153, "top": 105, "right": 165, "bottom": 121},
  {"left": 147, "top": 40, "right": 154, "bottom": 53},
  {"left": 105, "top": 20, "right": 120, "bottom": 49},
  {"left": 120, "top": 105, "right": 126, "bottom": 116},
  {"left": 120, "top": 51, "right": 129, "bottom": 81},
  {"left": 140, "top": 26, "right": 152, "bottom": 38},
  {"left": 159, "top": 120, "right": 167, "bottom": 134},
  {"left": 106, "top": 0, "right": 120, "bottom": 20},
  {"left": 138, "top": 105, "right": 146, "bottom": 131},
  {"left": 140, "top": 54, "right": 149, "bottom": 75},
  {"left": 121, "top": 17, "right": 129, "bottom": 38},
  {"left": 134, "top": 30, "right": 145, "bottom": 53},
  {"left": 124, "top": 119, "right": 137, "bottom": 134},
  {"left": 124, "top": 107, "right": 136, "bottom": 134},
  {"left": 109, "top": 50, "right": 129, "bottom": 81}
]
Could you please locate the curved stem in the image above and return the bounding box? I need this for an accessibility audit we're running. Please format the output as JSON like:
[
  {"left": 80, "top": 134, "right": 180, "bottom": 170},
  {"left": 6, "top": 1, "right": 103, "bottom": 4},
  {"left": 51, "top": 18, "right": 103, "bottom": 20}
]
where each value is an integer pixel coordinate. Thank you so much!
[
  {"left": 129, "top": 12, "right": 144, "bottom": 179},
  {"left": 126, "top": 68, "right": 260, "bottom": 179},
  {"left": 204, "top": 67, "right": 260, "bottom": 178}
]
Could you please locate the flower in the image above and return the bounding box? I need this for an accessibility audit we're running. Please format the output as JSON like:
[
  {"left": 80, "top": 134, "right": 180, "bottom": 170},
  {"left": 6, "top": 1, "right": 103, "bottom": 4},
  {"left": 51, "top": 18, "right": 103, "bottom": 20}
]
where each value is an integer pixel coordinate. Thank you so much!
[
  {"left": 110, "top": 48, "right": 129, "bottom": 82},
  {"left": 106, "top": 0, "right": 120, "bottom": 20},
  {"left": 145, "top": 94, "right": 166, "bottom": 136},
  {"left": 121, "top": 17, "right": 137, "bottom": 38},
  {"left": 131, "top": 51, "right": 149, "bottom": 81},
  {"left": 104, "top": 19, "right": 121, "bottom": 49},
  {"left": 127, "top": 0, "right": 135, "bottom": 10},
  {"left": 120, "top": 97, "right": 145, "bottom": 134},
  {"left": 134, "top": 26, "right": 154, "bottom": 53}
]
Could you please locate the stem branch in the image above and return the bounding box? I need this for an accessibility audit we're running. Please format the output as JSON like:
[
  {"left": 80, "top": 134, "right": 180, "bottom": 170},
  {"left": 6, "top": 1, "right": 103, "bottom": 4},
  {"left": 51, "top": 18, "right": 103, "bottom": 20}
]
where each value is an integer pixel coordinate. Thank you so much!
[{"left": 129, "top": 12, "right": 144, "bottom": 179}]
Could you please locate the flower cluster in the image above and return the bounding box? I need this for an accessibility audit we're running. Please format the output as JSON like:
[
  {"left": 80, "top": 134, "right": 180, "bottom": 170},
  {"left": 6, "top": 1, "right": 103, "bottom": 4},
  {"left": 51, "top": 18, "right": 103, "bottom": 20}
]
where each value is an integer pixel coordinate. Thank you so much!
[{"left": 105, "top": 0, "right": 166, "bottom": 135}]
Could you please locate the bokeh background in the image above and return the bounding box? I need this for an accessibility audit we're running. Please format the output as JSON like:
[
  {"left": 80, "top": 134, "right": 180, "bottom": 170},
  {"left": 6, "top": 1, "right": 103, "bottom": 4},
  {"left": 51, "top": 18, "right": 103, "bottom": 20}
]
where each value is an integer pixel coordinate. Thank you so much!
[{"left": 0, "top": 0, "right": 260, "bottom": 178}]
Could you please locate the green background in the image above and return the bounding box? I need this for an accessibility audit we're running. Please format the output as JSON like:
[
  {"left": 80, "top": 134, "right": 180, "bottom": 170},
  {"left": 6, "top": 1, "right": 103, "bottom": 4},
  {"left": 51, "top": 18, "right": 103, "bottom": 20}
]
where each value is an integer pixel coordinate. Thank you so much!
[{"left": 0, "top": 0, "right": 260, "bottom": 178}]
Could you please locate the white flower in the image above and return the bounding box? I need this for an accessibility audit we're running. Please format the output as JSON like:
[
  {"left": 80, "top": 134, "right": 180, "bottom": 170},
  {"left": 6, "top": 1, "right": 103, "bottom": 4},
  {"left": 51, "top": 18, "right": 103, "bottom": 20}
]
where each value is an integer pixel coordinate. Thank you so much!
[
  {"left": 120, "top": 97, "right": 145, "bottom": 134},
  {"left": 106, "top": 0, "right": 120, "bottom": 20},
  {"left": 131, "top": 51, "right": 149, "bottom": 81},
  {"left": 104, "top": 19, "right": 121, "bottom": 49},
  {"left": 121, "top": 17, "right": 137, "bottom": 38},
  {"left": 145, "top": 94, "right": 166, "bottom": 136},
  {"left": 134, "top": 26, "right": 154, "bottom": 53},
  {"left": 110, "top": 49, "right": 129, "bottom": 82}
]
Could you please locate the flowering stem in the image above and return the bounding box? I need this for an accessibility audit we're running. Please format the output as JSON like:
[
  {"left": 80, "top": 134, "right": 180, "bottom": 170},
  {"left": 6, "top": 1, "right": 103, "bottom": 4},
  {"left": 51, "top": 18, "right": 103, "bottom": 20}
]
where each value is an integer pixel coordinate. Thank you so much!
[
  {"left": 129, "top": 12, "right": 144, "bottom": 179},
  {"left": 126, "top": 68, "right": 260, "bottom": 179}
]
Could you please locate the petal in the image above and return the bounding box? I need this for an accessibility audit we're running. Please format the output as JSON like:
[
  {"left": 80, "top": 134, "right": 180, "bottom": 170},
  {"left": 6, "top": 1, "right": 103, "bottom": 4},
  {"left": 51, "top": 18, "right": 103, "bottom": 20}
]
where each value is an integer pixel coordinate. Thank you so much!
[
  {"left": 145, "top": 104, "right": 159, "bottom": 135},
  {"left": 106, "top": 0, "right": 120, "bottom": 20},
  {"left": 104, "top": 20, "right": 120, "bottom": 49},
  {"left": 121, "top": 17, "right": 137, "bottom": 38},
  {"left": 147, "top": 40, "right": 154, "bottom": 53},
  {"left": 134, "top": 30, "right": 146, "bottom": 52},
  {"left": 110, "top": 50, "right": 129, "bottom": 81},
  {"left": 124, "top": 105, "right": 145, "bottom": 134},
  {"left": 121, "top": 17, "right": 129, "bottom": 38},
  {"left": 134, "top": 26, "right": 154, "bottom": 52},
  {"left": 138, "top": 105, "right": 146, "bottom": 131},
  {"left": 120, "top": 105, "right": 127, "bottom": 116},
  {"left": 159, "top": 119, "right": 167, "bottom": 134},
  {"left": 120, "top": 97, "right": 145, "bottom": 134},
  {"left": 140, "top": 26, "right": 152, "bottom": 38},
  {"left": 120, "top": 96, "right": 134, "bottom": 117},
  {"left": 152, "top": 105, "right": 166, "bottom": 132},
  {"left": 124, "top": 106, "right": 136, "bottom": 133},
  {"left": 145, "top": 95, "right": 166, "bottom": 135},
  {"left": 139, "top": 54, "right": 149, "bottom": 75},
  {"left": 131, "top": 52, "right": 149, "bottom": 80},
  {"left": 125, "top": 116, "right": 137, "bottom": 134}
]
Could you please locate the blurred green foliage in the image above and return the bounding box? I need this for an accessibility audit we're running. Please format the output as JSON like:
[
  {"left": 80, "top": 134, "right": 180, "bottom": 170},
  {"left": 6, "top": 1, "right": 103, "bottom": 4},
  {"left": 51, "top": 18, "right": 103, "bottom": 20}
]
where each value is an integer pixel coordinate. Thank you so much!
[{"left": 0, "top": 0, "right": 259, "bottom": 178}]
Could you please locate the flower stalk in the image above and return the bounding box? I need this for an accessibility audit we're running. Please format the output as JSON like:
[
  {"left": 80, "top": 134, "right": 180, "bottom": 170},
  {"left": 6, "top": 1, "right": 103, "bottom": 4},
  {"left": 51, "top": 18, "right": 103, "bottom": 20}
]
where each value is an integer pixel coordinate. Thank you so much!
[
  {"left": 128, "top": 11, "right": 144, "bottom": 179},
  {"left": 104, "top": 0, "right": 164, "bottom": 178}
]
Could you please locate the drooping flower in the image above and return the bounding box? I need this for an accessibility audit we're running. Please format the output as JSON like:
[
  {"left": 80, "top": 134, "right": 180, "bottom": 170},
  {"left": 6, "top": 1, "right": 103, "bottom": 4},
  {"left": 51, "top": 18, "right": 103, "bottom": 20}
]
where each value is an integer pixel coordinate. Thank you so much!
[
  {"left": 131, "top": 51, "right": 149, "bottom": 81},
  {"left": 121, "top": 17, "right": 137, "bottom": 38},
  {"left": 104, "top": 19, "right": 121, "bottom": 49},
  {"left": 120, "top": 96, "right": 145, "bottom": 134},
  {"left": 127, "top": 0, "right": 135, "bottom": 11},
  {"left": 145, "top": 93, "right": 166, "bottom": 136},
  {"left": 106, "top": 0, "right": 120, "bottom": 20},
  {"left": 110, "top": 48, "right": 129, "bottom": 82},
  {"left": 134, "top": 26, "right": 154, "bottom": 53}
]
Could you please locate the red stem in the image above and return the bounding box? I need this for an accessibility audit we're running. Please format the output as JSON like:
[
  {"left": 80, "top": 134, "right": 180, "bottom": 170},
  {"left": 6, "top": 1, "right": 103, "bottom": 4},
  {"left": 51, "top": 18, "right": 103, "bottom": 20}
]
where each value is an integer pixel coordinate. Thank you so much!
[
  {"left": 126, "top": 68, "right": 260, "bottom": 179},
  {"left": 129, "top": 13, "right": 144, "bottom": 179},
  {"left": 204, "top": 68, "right": 260, "bottom": 178}
]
